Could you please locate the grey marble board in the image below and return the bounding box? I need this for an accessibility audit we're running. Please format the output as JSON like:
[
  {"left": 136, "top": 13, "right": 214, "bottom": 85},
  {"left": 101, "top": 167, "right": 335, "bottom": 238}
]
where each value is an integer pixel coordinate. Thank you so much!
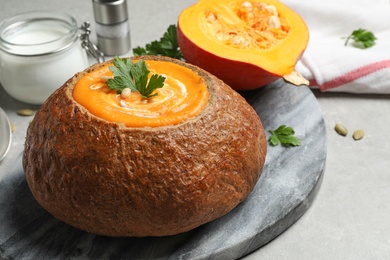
[{"left": 0, "top": 79, "right": 326, "bottom": 260}]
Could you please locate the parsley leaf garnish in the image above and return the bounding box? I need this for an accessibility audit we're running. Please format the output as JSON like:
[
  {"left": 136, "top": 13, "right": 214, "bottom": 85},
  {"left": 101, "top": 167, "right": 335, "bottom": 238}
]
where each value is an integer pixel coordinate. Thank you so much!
[
  {"left": 107, "top": 56, "right": 165, "bottom": 99},
  {"left": 268, "top": 125, "right": 301, "bottom": 147},
  {"left": 344, "top": 28, "right": 377, "bottom": 49},
  {"left": 133, "top": 24, "right": 183, "bottom": 59}
]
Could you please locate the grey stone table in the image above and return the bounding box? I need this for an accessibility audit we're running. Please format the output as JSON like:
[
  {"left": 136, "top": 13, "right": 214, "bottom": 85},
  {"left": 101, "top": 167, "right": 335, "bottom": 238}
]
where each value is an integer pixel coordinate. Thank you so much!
[{"left": 0, "top": 79, "right": 326, "bottom": 259}]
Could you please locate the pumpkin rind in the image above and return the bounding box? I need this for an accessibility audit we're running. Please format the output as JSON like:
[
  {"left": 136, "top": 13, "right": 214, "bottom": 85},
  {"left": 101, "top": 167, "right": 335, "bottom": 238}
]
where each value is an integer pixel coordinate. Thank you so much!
[{"left": 177, "top": 0, "right": 309, "bottom": 90}]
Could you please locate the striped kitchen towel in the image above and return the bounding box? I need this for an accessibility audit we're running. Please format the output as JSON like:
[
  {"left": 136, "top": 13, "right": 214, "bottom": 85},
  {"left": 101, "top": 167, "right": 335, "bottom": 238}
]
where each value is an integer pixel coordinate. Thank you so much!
[{"left": 282, "top": 0, "right": 390, "bottom": 93}]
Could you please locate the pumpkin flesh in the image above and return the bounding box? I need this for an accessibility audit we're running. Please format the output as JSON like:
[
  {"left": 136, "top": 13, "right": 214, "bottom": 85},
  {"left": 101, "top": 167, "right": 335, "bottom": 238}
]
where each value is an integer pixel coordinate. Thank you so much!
[{"left": 178, "top": 0, "right": 309, "bottom": 90}]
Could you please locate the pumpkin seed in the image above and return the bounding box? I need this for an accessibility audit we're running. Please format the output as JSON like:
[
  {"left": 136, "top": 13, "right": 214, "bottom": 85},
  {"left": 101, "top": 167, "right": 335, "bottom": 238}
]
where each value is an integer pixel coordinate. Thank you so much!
[
  {"left": 10, "top": 123, "right": 16, "bottom": 132},
  {"left": 265, "top": 5, "right": 278, "bottom": 16},
  {"left": 335, "top": 123, "right": 348, "bottom": 136},
  {"left": 282, "top": 71, "right": 309, "bottom": 86},
  {"left": 268, "top": 15, "right": 281, "bottom": 29},
  {"left": 17, "top": 109, "right": 34, "bottom": 116},
  {"left": 120, "top": 88, "right": 132, "bottom": 99},
  {"left": 353, "top": 130, "right": 364, "bottom": 141},
  {"left": 100, "top": 75, "right": 112, "bottom": 83}
]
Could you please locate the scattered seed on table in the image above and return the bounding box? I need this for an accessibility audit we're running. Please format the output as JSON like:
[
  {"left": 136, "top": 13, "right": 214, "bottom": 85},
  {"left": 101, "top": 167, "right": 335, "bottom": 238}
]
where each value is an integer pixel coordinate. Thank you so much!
[
  {"left": 11, "top": 122, "right": 16, "bottom": 132},
  {"left": 17, "top": 109, "right": 34, "bottom": 116},
  {"left": 335, "top": 123, "right": 348, "bottom": 136},
  {"left": 353, "top": 130, "right": 364, "bottom": 141}
]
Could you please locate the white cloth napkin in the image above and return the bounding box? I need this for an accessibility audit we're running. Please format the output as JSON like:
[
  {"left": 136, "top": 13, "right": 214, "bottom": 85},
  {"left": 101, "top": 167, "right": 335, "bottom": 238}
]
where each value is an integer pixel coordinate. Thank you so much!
[{"left": 281, "top": 0, "right": 390, "bottom": 94}]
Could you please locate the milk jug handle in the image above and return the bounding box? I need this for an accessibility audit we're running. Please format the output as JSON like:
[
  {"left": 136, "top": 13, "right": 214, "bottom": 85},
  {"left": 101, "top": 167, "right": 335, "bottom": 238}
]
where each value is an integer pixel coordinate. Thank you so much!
[{"left": 79, "top": 21, "right": 105, "bottom": 63}]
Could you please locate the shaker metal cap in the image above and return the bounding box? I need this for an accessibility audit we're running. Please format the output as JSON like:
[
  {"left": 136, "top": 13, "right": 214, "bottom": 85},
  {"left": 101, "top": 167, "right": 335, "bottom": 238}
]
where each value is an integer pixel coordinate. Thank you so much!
[{"left": 92, "top": 0, "right": 128, "bottom": 24}]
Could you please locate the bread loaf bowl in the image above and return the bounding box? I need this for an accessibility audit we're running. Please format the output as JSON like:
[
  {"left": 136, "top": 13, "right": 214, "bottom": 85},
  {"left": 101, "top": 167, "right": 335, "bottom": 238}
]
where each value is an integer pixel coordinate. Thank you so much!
[{"left": 22, "top": 55, "right": 266, "bottom": 237}]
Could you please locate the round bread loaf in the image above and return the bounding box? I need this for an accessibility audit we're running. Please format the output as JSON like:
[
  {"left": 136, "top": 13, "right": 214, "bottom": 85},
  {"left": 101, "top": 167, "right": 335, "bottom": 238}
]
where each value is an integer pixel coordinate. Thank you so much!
[{"left": 23, "top": 56, "right": 267, "bottom": 237}]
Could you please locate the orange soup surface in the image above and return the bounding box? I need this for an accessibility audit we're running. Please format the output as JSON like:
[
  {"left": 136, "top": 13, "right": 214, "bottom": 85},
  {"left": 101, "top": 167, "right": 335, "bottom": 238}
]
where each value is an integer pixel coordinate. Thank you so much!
[{"left": 73, "top": 60, "right": 209, "bottom": 127}]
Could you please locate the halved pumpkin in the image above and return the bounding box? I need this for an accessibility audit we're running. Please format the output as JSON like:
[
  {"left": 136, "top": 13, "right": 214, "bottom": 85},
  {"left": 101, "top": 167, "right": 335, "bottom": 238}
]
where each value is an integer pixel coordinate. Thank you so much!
[{"left": 177, "top": 0, "right": 309, "bottom": 90}]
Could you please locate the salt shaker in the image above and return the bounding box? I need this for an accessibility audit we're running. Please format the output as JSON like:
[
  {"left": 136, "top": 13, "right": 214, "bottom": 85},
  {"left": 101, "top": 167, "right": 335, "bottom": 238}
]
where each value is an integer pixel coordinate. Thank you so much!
[{"left": 92, "top": 0, "right": 131, "bottom": 56}]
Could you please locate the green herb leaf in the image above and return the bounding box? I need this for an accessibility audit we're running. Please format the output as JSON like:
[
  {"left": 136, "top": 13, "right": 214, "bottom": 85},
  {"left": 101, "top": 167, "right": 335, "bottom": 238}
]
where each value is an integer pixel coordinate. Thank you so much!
[
  {"left": 344, "top": 28, "right": 377, "bottom": 49},
  {"left": 107, "top": 56, "right": 165, "bottom": 98},
  {"left": 133, "top": 24, "right": 183, "bottom": 59},
  {"left": 108, "top": 57, "right": 137, "bottom": 92},
  {"left": 268, "top": 125, "right": 301, "bottom": 147}
]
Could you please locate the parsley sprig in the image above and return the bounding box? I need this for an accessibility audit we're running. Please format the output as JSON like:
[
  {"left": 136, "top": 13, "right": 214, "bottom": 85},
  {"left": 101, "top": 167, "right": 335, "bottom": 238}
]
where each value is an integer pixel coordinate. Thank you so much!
[
  {"left": 269, "top": 125, "right": 301, "bottom": 147},
  {"left": 107, "top": 56, "right": 165, "bottom": 98},
  {"left": 133, "top": 24, "right": 183, "bottom": 59},
  {"left": 344, "top": 28, "right": 377, "bottom": 49}
]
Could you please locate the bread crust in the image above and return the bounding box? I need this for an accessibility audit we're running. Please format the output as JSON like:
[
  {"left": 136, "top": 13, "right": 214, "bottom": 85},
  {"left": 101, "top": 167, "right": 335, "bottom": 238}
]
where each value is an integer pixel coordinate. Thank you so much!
[{"left": 23, "top": 56, "right": 267, "bottom": 237}]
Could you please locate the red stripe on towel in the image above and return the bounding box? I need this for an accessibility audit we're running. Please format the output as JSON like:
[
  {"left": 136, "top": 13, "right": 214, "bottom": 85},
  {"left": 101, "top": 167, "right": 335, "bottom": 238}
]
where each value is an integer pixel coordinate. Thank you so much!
[{"left": 319, "top": 60, "right": 390, "bottom": 91}]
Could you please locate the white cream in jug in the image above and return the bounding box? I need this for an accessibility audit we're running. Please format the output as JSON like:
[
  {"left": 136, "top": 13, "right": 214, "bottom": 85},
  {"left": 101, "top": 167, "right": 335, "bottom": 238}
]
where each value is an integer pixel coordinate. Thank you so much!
[{"left": 0, "top": 12, "right": 89, "bottom": 104}]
